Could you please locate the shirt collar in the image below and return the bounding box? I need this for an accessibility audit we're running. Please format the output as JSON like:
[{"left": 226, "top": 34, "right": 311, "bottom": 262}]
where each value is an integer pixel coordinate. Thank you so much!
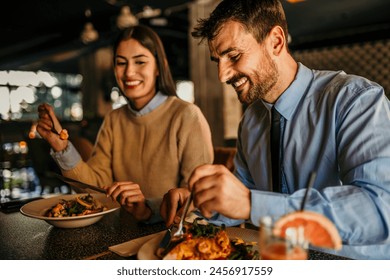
[
  {"left": 127, "top": 91, "right": 168, "bottom": 116},
  {"left": 268, "top": 62, "right": 313, "bottom": 120}
]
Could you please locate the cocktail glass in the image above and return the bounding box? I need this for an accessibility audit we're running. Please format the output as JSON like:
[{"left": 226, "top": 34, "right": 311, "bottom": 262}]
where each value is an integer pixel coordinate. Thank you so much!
[{"left": 259, "top": 216, "right": 308, "bottom": 260}]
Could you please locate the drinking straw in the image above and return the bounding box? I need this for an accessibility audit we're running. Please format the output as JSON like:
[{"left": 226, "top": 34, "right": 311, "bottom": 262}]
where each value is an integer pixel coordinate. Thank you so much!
[{"left": 300, "top": 172, "right": 317, "bottom": 211}]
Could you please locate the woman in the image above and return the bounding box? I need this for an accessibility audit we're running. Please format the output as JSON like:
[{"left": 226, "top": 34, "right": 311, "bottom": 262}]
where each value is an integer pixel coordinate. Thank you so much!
[{"left": 37, "top": 25, "right": 213, "bottom": 223}]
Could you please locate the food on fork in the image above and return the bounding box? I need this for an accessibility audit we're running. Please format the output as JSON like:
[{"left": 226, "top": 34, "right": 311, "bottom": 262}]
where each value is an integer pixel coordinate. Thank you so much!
[
  {"left": 46, "top": 194, "right": 107, "bottom": 217},
  {"left": 161, "top": 218, "right": 259, "bottom": 260},
  {"left": 273, "top": 211, "right": 342, "bottom": 250},
  {"left": 59, "top": 128, "right": 69, "bottom": 140},
  {"left": 38, "top": 104, "right": 69, "bottom": 140}
]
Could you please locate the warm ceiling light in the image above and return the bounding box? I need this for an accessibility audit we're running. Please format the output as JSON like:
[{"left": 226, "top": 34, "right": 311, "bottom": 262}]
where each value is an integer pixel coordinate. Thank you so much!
[
  {"left": 136, "top": 6, "right": 161, "bottom": 19},
  {"left": 80, "top": 22, "right": 99, "bottom": 44},
  {"left": 117, "top": 6, "right": 138, "bottom": 29},
  {"left": 80, "top": 9, "right": 99, "bottom": 44},
  {"left": 286, "top": 0, "right": 306, "bottom": 3}
]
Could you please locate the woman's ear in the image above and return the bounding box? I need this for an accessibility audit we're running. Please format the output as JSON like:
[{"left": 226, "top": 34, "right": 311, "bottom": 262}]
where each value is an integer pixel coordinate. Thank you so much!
[{"left": 269, "top": 26, "right": 286, "bottom": 56}]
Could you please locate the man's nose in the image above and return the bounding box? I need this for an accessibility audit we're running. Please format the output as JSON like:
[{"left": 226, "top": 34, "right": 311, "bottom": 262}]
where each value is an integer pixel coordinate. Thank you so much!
[{"left": 218, "top": 62, "right": 232, "bottom": 83}]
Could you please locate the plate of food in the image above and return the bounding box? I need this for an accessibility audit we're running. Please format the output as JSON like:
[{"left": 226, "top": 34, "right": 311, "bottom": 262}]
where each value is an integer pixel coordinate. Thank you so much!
[
  {"left": 137, "top": 218, "right": 259, "bottom": 260},
  {"left": 20, "top": 193, "right": 120, "bottom": 228}
]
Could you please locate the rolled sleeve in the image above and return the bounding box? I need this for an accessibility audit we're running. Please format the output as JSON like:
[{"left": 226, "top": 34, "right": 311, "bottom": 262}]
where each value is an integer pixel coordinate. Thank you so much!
[
  {"left": 249, "top": 190, "right": 289, "bottom": 226},
  {"left": 50, "top": 141, "right": 82, "bottom": 170}
]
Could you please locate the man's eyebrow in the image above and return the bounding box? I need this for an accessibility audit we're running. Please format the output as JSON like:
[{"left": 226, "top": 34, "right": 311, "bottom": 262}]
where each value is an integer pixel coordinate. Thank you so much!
[
  {"left": 210, "top": 47, "right": 236, "bottom": 62},
  {"left": 210, "top": 56, "right": 219, "bottom": 63}
]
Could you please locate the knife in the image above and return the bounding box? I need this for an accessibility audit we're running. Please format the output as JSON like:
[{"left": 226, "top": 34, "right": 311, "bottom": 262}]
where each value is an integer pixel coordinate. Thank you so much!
[
  {"left": 157, "top": 228, "right": 183, "bottom": 258},
  {"left": 158, "top": 229, "right": 172, "bottom": 250},
  {"left": 55, "top": 173, "right": 106, "bottom": 194}
]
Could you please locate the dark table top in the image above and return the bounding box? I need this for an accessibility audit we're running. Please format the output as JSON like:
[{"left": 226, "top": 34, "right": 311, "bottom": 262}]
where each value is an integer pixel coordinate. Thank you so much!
[
  {"left": 0, "top": 206, "right": 165, "bottom": 260},
  {"left": 0, "top": 201, "right": 348, "bottom": 260}
]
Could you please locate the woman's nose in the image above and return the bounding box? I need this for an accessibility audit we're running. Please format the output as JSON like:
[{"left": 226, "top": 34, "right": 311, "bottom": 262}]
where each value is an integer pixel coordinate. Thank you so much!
[{"left": 125, "top": 65, "right": 136, "bottom": 77}]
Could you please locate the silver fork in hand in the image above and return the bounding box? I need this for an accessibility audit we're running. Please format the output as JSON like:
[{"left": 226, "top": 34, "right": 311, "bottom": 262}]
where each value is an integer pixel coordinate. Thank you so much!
[
  {"left": 172, "top": 192, "right": 193, "bottom": 238},
  {"left": 38, "top": 105, "right": 60, "bottom": 135}
]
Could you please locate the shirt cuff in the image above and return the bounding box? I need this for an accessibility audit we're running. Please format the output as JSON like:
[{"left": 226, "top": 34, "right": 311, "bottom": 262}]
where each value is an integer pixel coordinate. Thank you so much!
[
  {"left": 50, "top": 141, "right": 82, "bottom": 170},
  {"left": 249, "top": 189, "right": 288, "bottom": 226},
  {"left": 193, "top": 210, "right": 244, "bottom": 227},
  {"left": 143, "top": 197, "right": 164, "bottom": 224}
]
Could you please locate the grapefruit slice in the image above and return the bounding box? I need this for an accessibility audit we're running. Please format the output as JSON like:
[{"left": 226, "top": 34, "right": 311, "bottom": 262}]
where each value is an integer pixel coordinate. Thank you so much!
[{"left": 273, "top": 211, "right": 342, "bottom": 250}]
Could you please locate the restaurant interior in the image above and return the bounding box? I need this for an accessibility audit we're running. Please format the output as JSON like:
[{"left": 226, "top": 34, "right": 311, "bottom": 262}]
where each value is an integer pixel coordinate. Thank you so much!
[
  {"left": 2, "top": 0, "right": 389, "bottom": 205},
  {"left": 0, "top": 0, "right": 390, "bottom": 260}
]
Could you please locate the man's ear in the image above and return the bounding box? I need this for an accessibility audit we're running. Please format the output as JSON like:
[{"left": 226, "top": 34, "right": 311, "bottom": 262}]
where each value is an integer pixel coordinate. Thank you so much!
[{"left": 268, "top": 26, "right": 286, "bottom": 56}]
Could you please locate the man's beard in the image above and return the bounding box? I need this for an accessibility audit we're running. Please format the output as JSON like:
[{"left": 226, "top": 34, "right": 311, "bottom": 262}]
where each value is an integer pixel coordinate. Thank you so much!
[{"left": 236, "top": 53, "right": 279, "bottom": 105}]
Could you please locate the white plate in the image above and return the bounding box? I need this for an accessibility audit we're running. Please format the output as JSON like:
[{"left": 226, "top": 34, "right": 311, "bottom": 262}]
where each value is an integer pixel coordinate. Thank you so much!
[
  {"left": 20, "top": 194, "right": 120, "bottom": 228},
  {"left": 137, "top": 227, "right": 259, "bottom": 260}
]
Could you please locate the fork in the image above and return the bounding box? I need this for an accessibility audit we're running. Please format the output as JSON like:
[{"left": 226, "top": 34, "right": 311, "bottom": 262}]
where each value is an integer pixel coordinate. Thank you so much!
[
  {"left": 47, "top": 112, "right": 61, "bottom": 135},
  {"left": 172, "top": 191, "right": 193, "bottom": 238},
  {"left": 38, "top": 105, "right": 61, "bottom": 136}
]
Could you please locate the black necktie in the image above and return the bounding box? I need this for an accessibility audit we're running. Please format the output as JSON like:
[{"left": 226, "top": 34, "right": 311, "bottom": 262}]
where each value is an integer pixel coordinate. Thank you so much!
[{"left": 271, "top": 107, "right": 281, "bottom": 192}]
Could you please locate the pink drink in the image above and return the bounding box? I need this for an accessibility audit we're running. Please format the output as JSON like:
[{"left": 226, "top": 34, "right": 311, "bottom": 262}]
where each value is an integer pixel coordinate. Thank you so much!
[{"left": 261, "top": 242, "right": 307, "bottom": 260}]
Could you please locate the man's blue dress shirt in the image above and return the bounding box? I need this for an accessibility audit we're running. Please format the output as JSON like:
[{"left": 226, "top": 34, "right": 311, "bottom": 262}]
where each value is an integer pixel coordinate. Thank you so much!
[{"left": 212, "top": 63, "right": 390, "bottom": 259}]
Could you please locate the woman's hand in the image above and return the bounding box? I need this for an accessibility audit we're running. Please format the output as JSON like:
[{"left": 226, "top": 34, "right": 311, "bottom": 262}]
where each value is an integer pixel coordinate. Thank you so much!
[
  {"left": 104, "top": 181, "right": 152, "bottom": 221},
  {"left": 36, "top": 103, "right": 68, "bottom": 152}
]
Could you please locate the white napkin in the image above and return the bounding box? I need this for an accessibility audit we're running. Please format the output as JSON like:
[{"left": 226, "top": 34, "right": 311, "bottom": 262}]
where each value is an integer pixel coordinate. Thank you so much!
[{"left": 109, "top": 232, "right": 161, "bottom": 257}]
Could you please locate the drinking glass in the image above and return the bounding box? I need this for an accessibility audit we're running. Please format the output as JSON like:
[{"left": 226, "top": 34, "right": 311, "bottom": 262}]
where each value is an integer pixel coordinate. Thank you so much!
[{"left": 259, "top": 216, "right": 308, "bottom": 260}]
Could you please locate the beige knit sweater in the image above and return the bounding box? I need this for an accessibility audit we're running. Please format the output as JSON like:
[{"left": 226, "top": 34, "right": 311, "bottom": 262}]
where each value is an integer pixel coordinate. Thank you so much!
[{"left": 62, "top": 96, "right": 214, "bottom": 199}]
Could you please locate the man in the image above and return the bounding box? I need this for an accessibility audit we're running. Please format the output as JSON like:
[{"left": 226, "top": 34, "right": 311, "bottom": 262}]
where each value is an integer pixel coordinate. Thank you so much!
[{"left": 160, "top": 0, "right": 390, "bottom": 259}]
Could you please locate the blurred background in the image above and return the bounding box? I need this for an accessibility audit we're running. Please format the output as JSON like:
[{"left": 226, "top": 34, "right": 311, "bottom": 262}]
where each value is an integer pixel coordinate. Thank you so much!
[{"left": 1, "top": 0, "right": 390, "bottom": 205}]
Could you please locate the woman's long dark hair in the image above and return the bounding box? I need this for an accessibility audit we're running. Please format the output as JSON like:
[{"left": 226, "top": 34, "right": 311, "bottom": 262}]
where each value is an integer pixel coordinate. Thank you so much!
[{"left": 113, "top": 25, "right": 177, "bottom": 96}]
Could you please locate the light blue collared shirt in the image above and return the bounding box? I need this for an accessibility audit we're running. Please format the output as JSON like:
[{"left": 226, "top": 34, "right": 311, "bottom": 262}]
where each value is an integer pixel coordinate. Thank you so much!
[
  {"left": 126, "top": 91, "right": 168, "bottom": 117},
  {"left": 211, "top": 63, "right": 390, "bottom": 260}
]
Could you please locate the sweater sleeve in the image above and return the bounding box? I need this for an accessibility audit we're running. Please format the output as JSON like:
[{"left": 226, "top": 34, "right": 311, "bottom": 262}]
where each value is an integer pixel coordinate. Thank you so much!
[
  {"left": 175, "top": 104, "right": 214, "bottom": 186},
  {"left": 60, "top": 113, "right": 115, "bottom": 187}
]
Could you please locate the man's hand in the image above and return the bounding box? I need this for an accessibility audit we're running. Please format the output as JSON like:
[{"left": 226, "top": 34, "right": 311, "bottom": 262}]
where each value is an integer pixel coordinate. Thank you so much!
[
  {"left": 160, "top": 187, "right": 192, "bottom": 227},
  {"left": 188, "top": 164, "right": 251, "bottom": 220}
]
